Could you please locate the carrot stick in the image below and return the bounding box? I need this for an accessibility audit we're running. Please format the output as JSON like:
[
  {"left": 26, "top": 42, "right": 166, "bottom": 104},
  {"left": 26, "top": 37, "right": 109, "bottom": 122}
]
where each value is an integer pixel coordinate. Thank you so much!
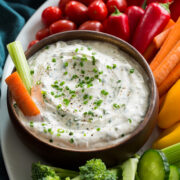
[
  {"left": 158, "top": 62, "right": 180, "bottom": 96},
  {"left": 150, "top": 17, "right": 180, "bottom": 71},
  {"left": 163, "top": 19, "right": 175, "bottom": 30},
  {"left": 6, "top": 72, "right": 40, "bottom": 116},
  {"left": 143, "top": 42, "right": 157, "bottom": 62},
  {"left": 153, "top": 40, "right": 180, "bottom": 86},
  {"left": 153, "top": 27, "right": 173, "bottom": 49}
]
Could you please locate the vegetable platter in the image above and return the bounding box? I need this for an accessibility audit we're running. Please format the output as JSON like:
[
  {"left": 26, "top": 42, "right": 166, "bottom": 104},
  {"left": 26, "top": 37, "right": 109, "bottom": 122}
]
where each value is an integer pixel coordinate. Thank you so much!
[{"left": 1, "top": 0, "right": 180, "bottom": 179}]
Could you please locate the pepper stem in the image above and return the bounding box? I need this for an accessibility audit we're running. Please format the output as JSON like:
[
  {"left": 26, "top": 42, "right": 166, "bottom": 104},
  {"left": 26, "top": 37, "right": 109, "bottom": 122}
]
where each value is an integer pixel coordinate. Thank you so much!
[
  {"left": 160, "top": 3, "right": 170, "bottom": 13},
  {"left": 112, "top": 7, "right": 122, "bottom": 16},
  {"left": 141, "top": 0, "right": 147, "bottom": 10}
]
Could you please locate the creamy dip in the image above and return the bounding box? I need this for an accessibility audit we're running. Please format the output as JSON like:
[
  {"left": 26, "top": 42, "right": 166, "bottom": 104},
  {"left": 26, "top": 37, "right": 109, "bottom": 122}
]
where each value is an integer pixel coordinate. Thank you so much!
[{"left": 15, "top": 40, "right": 150, "bottom": 150}]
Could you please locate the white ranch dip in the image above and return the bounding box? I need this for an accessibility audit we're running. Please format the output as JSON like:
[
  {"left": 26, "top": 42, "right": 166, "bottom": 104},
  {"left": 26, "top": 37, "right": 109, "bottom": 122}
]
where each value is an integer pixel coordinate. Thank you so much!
[{"left": 16, "top": 40, "right": 150, "bottom": 150}]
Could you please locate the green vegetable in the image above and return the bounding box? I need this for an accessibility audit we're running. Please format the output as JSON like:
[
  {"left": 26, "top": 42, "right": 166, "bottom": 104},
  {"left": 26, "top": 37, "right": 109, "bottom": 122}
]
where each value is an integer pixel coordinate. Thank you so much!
[
  {"left": 7, "top": 41, "right": 32, "bottom": 93},
  {"left": 32, "top": 162, "right": 78, "bottom": 180},
  {"left": 168, "top": 165, "right": 180, "bottom": 180},
  {"left": 73, "top": 159, "right": 118, "bottom": 180},
  {"left": 162, "top": 143, "right": 180, "bottom": 165},
  {"left": 121, "top": 157, "right": 139, "bottom": 180},
  {"left": 138, "top": 149, "right": 170, "bottom": 180}
]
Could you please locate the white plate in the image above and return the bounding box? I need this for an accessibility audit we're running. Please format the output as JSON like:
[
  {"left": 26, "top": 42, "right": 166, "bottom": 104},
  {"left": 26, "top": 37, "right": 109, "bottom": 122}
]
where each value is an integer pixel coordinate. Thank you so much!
[{"left": 0, "top": 0, "right": 159, "bottom": 179}]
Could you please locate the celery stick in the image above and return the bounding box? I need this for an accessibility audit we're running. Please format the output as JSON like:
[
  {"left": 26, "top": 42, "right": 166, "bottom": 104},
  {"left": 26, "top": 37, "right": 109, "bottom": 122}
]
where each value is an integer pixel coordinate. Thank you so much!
[
  {"left": 7, "top": 41, "right": 32, "bottom": 93},
  {"left": 162, "top": 143, "right": 180, "bottom": 165}
]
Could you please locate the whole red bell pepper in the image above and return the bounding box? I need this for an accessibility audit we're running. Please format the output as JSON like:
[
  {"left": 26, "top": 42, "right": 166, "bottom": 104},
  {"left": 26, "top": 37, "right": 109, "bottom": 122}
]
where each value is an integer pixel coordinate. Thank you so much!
[
  {"left": 125, "top": 6, "right": 144, "bottom": 42},
  {"left": 105, "top": 8, "right": 130, "bottom": 41},
  {"left": 132, "top": 3, "right": 170, "bottom": 54},
  {"left": 170, "top": 0, "right": 180, "bottom": 22}
]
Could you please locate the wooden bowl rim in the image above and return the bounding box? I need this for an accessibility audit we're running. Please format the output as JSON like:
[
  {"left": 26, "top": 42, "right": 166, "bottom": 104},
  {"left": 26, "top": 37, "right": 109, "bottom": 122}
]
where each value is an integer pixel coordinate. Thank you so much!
[{"left": 7, "top": 30, "right": 158, "bottom": 152}]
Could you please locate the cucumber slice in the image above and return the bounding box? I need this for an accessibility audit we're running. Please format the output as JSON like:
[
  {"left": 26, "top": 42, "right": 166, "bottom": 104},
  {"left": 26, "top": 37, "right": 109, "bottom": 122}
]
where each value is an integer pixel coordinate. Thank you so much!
[
  {"left": 138, "top": 149, "right": 170, "bottom": 180},
  {"left": 169, "top": 165, "right": 180, "bottom": 180},
  {"left": 121, "top": 157, "right": 139, "bottom": 180}
]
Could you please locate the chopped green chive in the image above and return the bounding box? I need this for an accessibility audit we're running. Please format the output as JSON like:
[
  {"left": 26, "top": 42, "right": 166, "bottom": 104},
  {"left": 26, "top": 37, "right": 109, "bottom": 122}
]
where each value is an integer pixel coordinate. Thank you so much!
[
  {"left": 65, "top": 86, "right": 70, "bottom": 90},
  {"left": 63, "top": 99, "right": 70, "bottom": 106},
  {"left": 130, "top": 69, "right": 134, "bottom": 73},
  {"left": 83, "top": 94, "right": 89, "bottom": 100},
  {"left": 30, "top": 70, "right": 34, "bottom": 75},
  {"left": 73, "top": 55, "right": 77, "bottom": 60},
  {"left": 60, "top": 81, "right": 65, "bottom": 86},
  {"left": 113, "top": 103, "right": 120, "bottom": 109},
  {"left": 117, "top": 80, "right": 121, "bottom": 83},
  {"left": 101, "top": 90, "right": 109, "bottom": 96},
  {"left": 99, "top": 71, "right": 103, "bottom": 75},
  {"left": 71, "top": 74, "right": 78, "bottom": 80},
  {"left": 106, "top": 65, "right": 112, "bottom": 69},
  {"left": 30, "top": 121, "right": 34, "bottom": 128},
  {"left": 45, "top": 45, "right": 49, "bottom": 49},
  {"left": 36, "top": 81, "right": 41, "bottom": 85},
  {"left": 51, "top": 91, "right": 54, "bottom": 95},
  {"left": 128, "top": 118, "right": 132, "bottom": 123},
  {"left": 46, "top": 65, "right": 50, "bottom": 70},
  {"left": 93, "top": 68, "right": 98, "bottom": 73},
  {"left": 92, "top": 52, "right": 96, "bottom": 55},
  {"left": 113, "top": 64, "right": 117, "bottom": 69},
  {"left": 70, "top": 138, "right": 74, "bottom": 143},
  {"left": 52, "top": 58, "right": 56, "bottom": 62},
  {"left": 63, "top": 71, "right": 68, "bottom": 75},
  {"left": 56, "top": 104, "right": 62, "bottom": 110},
  {"left": 89, "top": 95, "right": 93, "bottom": 100},
  {"left": 48, "top": 128, "right": 53, "bottom": 135},
  {"left": 54, "top": 80, "right": 58, "bottom": 84},
  {"left": 96, "top": 128, "right": 100, "bottom": 131},
  {"left": 88, "top": 47, "right": 92, "bottom": 50},
  {"left": 60, "top": 55, "right": 63, "bottom": 58},
  {"left": 64, "top": 62, "right": 68, "bottom": 68},
  {"left": 80, "top": 62, "right": 84, "bottom": 67},
  {"left": 92, "top": 56, "right": 96, "bottom": 65},
  {"left": 75, "top": 48, "right": 79, "bottom": 53},
  {"left": 94, "top": 99, "right": 103, "bottom": 107},
  {"left": 69, "top": 132, "right": 73, "bottom": 136},
  {"left": 81, "top": 70, "right": 85, "bottom": 74},
  {"left": 83, "top": 100, "right": 88, "bottom": 104},
  {"left": 41, "top": 91, "right": 47, "bottom": 98}
]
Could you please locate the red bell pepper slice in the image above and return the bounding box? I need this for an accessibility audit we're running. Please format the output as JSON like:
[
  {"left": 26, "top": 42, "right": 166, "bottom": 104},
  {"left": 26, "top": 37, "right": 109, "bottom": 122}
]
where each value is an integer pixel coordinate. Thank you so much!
[
  {"left": 131, "top": 3, "right": 170, "bottom": 54},
  {"left": 105, "top": 8, "right": 130, "bottom": 42},
  {"left": 125, "top": 6, "right": 144, "bottom": 42}
]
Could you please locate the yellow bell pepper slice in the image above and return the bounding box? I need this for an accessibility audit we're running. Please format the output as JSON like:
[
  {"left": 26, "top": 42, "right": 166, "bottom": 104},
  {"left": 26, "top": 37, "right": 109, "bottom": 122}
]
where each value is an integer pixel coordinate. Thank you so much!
[
  {"left": 158, "top": 79, "right": 180, "bottom": 129},
  {"left": 153, "top": 122, "right": 180, "bottom": 149}
]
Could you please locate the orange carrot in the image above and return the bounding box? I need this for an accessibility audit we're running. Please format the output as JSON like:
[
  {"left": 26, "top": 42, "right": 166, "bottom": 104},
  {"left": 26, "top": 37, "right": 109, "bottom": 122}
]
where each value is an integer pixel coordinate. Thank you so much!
[
  {"left": 158, "top": 62, "right": 180, "bottom": 96},
  {"left": 150, "top": 17, "right": 180, "bottom": 71},
  {"left": 153, "top": 27, "right": 173, "bottom": 49},
  {"left": 6, "top": 72, "right": 40, "bottom": 116},
  {"left": 163, "top": 19, "right": 175, "bottom": 30},
  {"left": 153, "top": 40, "right": 180, "bottom": 86},
  {"left": 143, "top": 42, "right": 157, "bottom": 62}
]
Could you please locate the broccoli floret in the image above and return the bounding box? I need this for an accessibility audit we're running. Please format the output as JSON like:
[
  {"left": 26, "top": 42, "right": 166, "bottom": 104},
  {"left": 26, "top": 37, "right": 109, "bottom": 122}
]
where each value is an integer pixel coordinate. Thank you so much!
[
  {"left": 32, "top": 162, "right": 78, "bottom": 180},
  {"left": 72, "top": 159, "right": 118, "bottom": 180}
]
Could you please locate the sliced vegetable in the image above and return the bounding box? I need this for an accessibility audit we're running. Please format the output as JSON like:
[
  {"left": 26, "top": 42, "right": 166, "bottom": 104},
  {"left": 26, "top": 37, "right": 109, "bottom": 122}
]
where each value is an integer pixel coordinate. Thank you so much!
[
  {"left": 153, "top": 122, "right": 180, "bottom": 149},
  {"left": 121, "top": 157, "right": 139, "bottom": 180},
  {"left": 153, "top": 26, "right": 173, "bottom": 49},
  {"left": 158, "top": 80, "right": 180, "bottom": 129},
  {"left": 169, "top": 165, "right": 180, "bottom": 180},
  {"left": 158, "top": 62, "right": 180, "bottom": 96},
  {"left": 138, "top": 149, "right": 170, "bottom": 180},
  {"left": 7, "top": 41, "right": 32, "bottom": 93},
  {"left": 153, "top": 40, "right": 180, "bottom": 86},
  {"left": 162, "top": 143, "right": 180, "bottom": 165},
  {"left": 150, "top": 17, "right": 180, "bottom": 71},
  {"left": 163, "top": 19, "right": 175, "bottom": 30},
  {"left": 5, "top": 72, "right": 40, "bottom": 116}
]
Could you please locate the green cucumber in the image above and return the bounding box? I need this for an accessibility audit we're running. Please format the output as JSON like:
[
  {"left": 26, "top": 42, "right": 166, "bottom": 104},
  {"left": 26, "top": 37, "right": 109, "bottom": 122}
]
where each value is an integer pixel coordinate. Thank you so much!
[
  {"left": 138, "top": 149, "right": 170, "bottom": 180},
  {"left": 121, "top": 157, "right": 139, "bottom": 180},
  {"left": 169, "top": 165, "right": 180, "bottom": 180}
]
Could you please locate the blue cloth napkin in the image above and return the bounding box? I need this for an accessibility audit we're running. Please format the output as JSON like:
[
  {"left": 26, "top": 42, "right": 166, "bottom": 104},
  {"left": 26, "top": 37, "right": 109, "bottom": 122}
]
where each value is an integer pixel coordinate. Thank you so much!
[{"left": 0, "top": 0, "right": 45, "bottom": 179}]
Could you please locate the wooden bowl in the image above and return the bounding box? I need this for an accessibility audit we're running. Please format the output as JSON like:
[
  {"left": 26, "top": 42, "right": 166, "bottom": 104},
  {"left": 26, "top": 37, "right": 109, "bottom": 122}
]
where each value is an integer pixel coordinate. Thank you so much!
[{"left": 7, "top": 31, "right": 159, "bottom": 168}]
